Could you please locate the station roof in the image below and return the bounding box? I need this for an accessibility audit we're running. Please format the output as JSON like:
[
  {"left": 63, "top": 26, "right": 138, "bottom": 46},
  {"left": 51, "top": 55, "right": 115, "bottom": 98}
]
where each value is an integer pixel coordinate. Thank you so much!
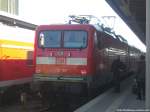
[
  {"left": 0, "top": 11, "right": 37, "bottom": 30},
  {"left": 106, "top": 0, "right": 146, "bottom": 45}
]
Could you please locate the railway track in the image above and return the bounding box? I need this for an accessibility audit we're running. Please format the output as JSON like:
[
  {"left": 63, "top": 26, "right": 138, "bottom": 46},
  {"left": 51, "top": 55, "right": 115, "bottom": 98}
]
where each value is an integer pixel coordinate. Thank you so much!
[{"left": 0, "top": 81, "right": 115, "bottom": 112}]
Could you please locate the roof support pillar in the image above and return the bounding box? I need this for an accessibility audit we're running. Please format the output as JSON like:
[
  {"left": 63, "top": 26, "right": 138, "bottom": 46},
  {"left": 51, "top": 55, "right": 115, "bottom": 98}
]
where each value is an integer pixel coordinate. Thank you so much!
[{"left": 146, "top": 0, "right": 150, "bottom": 109}]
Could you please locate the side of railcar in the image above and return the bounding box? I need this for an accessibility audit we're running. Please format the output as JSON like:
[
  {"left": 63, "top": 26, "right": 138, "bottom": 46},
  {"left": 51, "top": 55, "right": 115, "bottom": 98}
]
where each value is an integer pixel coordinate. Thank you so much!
[
  {"left": 128, "top": 46, "right": 142, "bottom": 74},
  {"left": 0, "top": 23, "right": 35, "bottom": 102},
  {"left": 93, "top": 30, "right": 130, "bottom": 88}
]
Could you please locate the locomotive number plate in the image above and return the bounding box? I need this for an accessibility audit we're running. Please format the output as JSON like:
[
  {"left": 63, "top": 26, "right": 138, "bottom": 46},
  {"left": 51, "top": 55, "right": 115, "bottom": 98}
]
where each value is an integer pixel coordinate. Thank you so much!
[{"left": 56, "top": 57, "right": 66, "bottom": 64}]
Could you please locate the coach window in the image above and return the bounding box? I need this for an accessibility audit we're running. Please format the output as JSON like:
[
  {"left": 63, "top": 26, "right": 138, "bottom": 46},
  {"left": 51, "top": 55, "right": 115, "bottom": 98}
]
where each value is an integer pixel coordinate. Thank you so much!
[{"left": 27, "top": 51, "right": 33, "bottom": 66}]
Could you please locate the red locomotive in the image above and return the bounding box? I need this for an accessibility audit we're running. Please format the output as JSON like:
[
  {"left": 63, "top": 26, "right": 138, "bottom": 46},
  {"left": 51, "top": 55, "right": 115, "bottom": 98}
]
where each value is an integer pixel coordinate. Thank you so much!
[{"left": 33, "top": 15, "right": 141, "bottom": 95}]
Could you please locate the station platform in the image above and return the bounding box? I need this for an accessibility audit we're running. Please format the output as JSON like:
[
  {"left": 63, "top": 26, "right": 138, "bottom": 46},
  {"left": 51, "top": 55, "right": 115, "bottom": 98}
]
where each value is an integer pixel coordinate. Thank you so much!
[{"left": 74, "top": 76, "right": 146, "bottom": 112}]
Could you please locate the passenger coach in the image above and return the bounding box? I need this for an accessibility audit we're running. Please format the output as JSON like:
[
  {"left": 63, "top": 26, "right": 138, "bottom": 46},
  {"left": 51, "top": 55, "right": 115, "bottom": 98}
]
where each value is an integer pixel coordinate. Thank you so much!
[{"left": 0, "top": 12, "right": 36, "bottom": 102}]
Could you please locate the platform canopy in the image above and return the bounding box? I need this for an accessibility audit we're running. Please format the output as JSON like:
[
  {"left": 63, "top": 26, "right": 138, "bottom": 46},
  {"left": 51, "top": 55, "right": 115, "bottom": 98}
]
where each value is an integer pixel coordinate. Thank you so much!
[
  {"left": 0, "top": 11, "right": 37, "bottom": 30},
  {"left": 106, "top": 0, "right": 145, "bottom": 45}
]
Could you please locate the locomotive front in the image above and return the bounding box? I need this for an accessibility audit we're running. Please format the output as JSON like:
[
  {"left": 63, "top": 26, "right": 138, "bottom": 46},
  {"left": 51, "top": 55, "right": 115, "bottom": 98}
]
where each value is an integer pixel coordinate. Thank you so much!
[{"left": 33, "top": 25, "right": 95, "bottom": 92}]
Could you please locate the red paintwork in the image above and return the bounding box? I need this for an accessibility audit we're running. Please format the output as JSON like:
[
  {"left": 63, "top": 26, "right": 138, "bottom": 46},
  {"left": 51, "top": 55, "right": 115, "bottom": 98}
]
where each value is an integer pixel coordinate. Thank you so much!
[
  {"left": 0, "top": 59, "right": 34, "bottom": 81},
  {"left": 36, "top": 65, "right": 88, "bottom": 76},
  {"left": 34, "top": 24, "right": 96, "bottom": 76},
  {"left": 34, "top": 24, "right": 140, "bottom": 86}
]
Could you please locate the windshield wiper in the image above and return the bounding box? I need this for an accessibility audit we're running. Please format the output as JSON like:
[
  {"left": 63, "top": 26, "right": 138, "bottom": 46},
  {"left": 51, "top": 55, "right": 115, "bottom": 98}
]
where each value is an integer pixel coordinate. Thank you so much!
[{"left": 79, "top": 46, "right": 83, "bottom": 50}]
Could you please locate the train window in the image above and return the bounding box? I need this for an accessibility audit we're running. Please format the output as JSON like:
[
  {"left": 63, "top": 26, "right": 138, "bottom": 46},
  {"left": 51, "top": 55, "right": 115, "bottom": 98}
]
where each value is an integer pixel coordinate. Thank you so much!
[
  {"left": 97, "top": 32, "right": 103, "bottom": 49},
  {"left": 116, "top": 35, "right": 128, "bottom": 44},
  {"left": 64, "top": 31, "right": 87, "bottom": 48},
  {"left": 26, "top": 59, "right": 33, "bottom": 65},
  {"left": 27, "top": 51, "right": 33, "bottom": 65},
  {"left": 39, "top": 33, "right": 44, "bottom": 47},
  {"left": 38, "top": 31, "right": 61, "bottom": 48}
]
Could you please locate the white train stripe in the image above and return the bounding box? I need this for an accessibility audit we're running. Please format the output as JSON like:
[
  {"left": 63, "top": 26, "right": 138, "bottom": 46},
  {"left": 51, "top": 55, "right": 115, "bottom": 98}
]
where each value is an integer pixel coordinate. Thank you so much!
[
  {"left": 36, "top": 57, "right": 56, "bottom": 64},
  {"left": 0, "top": 44, "right": 33, "bottom": 50},
  {"left": 36, "top": 57, "right": 87, "bottom": 65},
  {"left": 0, "top": 77, "right": 32, "bottom": 87},
  {"left": 66, "top": 58, "right": 87, "bottom": 65}
]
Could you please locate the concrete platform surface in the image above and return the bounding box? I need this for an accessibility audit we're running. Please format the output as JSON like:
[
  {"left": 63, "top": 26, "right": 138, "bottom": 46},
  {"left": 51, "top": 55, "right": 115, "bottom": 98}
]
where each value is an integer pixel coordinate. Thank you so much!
[{"left": 74, "top": 76, "right": 146, "bottom": 112}]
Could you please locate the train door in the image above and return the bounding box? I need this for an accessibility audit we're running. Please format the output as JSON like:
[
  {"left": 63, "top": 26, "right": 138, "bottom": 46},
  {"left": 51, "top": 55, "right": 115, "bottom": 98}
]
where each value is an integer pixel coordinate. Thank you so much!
[
  {"left": 92, "top": 31, "right": 100, "bottom": 86},
  {"left": 93, "top": 31, "right": 109, "bottom": 86},
  {"left": 124, "top": 45, "right": 130, "bottom": 73},
  {"left": 101, "top": 33, "right": 115, "bottom": 83}
]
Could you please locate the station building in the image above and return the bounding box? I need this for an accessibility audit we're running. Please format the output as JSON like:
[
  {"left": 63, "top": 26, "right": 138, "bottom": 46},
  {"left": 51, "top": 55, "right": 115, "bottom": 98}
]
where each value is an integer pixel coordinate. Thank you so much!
[{"left": 0, "top": 0, "right": 18, "bottom": 15}]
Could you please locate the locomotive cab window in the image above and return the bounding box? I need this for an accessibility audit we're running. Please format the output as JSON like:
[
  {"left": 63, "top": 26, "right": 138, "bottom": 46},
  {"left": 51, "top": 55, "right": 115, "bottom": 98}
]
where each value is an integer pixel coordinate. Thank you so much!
[
  {"left": 39, "top": 31, "right": 61, "bottom": 48},
  {"left": 38, "top": 30, "right": 87, "bottom": 49},
  {"left": 64, "top": 31, "right": 87, "bottom": 48}
]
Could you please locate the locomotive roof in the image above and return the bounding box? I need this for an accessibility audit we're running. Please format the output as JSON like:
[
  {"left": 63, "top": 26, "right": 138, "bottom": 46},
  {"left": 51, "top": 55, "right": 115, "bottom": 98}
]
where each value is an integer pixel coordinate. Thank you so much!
[
  {"left": 37, "top": 23, "right": 128, "bottom": 44},
  {"left": 37, "top": 24, "right": 96, "bottom": 31}
]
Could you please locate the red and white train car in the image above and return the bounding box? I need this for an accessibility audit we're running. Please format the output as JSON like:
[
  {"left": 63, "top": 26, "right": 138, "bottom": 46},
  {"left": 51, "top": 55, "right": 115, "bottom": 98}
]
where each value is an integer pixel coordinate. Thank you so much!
[{"left": 0, "top": 13, "right": 36, "bottom": 99}]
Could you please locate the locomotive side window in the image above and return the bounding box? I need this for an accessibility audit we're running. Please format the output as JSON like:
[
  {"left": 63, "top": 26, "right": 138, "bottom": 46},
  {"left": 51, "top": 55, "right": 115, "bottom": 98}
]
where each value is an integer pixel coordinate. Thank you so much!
[
  {"left": 64, "top": 31, "right": 87, "bottom": 48},
  {"left": 39, "top": 31, "right": 61, "bottom": 48},
  {"left": 97, "top": 32, "right": 102, "bottom": 49},
  {"left": 94, "top": 32, "right": 98, "bottom": 46}
]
